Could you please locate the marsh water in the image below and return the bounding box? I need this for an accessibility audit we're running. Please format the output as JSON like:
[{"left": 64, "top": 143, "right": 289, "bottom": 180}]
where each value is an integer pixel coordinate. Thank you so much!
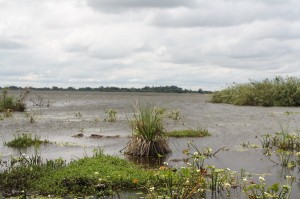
[{"left": 1, "top": 91, "right": 300, "bottom": 198}]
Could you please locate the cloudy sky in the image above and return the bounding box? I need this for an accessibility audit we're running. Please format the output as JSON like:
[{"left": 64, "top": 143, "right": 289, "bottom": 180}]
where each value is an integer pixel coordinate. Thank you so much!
[{"left": 1, "top": 0, "right": 300, "bottom": 91}]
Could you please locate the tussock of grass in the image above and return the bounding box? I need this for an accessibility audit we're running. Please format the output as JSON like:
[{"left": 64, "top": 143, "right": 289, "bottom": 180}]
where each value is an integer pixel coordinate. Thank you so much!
[
  {"left": 167, "top": 128, "right": 211, "bottom": 138},
  {"left": 125, "top": 104, "right": 171, "bottom": 157},
  {"left": 211, "top": 76, "right": 300, "bottom": 107},
  {"left": 5, "top": 133, "right": 49, "bottom": 148}
]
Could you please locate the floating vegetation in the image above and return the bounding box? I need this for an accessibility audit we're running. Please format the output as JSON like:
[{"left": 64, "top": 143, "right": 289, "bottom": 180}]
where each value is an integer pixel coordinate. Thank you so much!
[
  {"left": 166, "top": 127, "right": 211, "bottom": 138},
  {"left": 5, "top": 133, "right": 49, "bottom": 148}
]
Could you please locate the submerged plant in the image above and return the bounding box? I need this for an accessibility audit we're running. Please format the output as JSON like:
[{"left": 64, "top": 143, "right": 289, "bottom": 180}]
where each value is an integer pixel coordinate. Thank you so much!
[{"left": 124, "top": 104, "right": 171, "bottom": 157}]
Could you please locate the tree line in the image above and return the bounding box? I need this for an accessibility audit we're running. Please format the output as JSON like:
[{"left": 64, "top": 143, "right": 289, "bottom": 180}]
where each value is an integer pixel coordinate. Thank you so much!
[{"left": 1, "top": 85, "right": 211, "bottom": 94}]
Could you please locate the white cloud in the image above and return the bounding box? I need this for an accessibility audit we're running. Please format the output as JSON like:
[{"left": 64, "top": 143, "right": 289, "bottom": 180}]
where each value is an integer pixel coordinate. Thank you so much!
[{"left": 0, "top": 0, "right": 300, "bottom": 91}]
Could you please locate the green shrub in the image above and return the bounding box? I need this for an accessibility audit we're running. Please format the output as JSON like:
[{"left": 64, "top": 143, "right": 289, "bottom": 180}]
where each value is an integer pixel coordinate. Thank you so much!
[{"left": 211, "top": 76, "right": 300, "bottom": 106}]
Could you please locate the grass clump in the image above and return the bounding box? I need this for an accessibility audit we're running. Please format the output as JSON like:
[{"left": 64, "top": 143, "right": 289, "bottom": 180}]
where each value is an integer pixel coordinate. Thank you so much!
[
  {"left": 211, "top": 76, "right": 300, "bottom": 106},
  {"left": 167, "top": 127, "right": 211, "bottom": 138},
  {"left": 5, "top": 133, "right": 49, "bottom": 148},
  {"left": 125, "top": 104, "right": 171, "bottom": 157},
  {"left": 0, "top": 89, "right": 29, "bottom": 112}
]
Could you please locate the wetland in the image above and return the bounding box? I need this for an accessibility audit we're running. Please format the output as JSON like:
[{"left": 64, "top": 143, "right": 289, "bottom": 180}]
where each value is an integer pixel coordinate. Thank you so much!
[{"left": 1, "top": 90, "right": 300, "bottom": 198}]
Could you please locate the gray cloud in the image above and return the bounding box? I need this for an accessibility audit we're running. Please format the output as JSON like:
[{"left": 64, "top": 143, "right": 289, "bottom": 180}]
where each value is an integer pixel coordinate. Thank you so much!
[
  {"left": 87, "top": 0, "right": 197, "bottom": 12},
  {"left": 0, "top": 40, "right": 26, "bottom": 50},
  {"left": 150, "top": 0, "right": 300, "bottom": 27}
]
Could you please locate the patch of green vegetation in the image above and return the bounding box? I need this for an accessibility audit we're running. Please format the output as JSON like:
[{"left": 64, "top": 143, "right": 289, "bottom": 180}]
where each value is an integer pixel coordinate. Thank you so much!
[
  {"left": 259, "top": 129, "right": 300, "bottom": 169},
  {"left": 166, "top": 127, "right": 211, "bottom": 138},
  {"left": 5, "top": 133, "right": 49, "bottom": 148},
  {"left": 0, "top": 89, "right": 29, "bottom": 112},
  {"left": 167, "top": 109, "right": 181, "bottom": 120},
  {"left": 0, "top": 145, "right": 297, "bottom": 198},
  {"left": 259, "top": 129, "right": 300, "bottom": 151},
  {"left": 284, "top": 111, "right": 300, "bottom": 116},
  {"left": 104, "top": 108, "right": 117, "bottom": 122},
  {"left": 146, "top": 143, "right": 294, "bottom": 199},
  {"left": 211, "top": 76, "right": 300, "bottom": 106},
  {"left": 0, "top": 149, "right": 153, "bottom": 197},
  {"left": 125, "top": 104, "right": 171, "bottom": 157}
]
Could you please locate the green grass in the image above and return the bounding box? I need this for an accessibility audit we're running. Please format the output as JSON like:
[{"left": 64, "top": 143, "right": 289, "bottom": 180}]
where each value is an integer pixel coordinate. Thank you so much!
[
  {"left": 5, "top": 133, "right": 49, "bottom": 148},
  {"left": 0, "top": 150, "right": 154, "bottom": 197},
  {"left": 167, "top": 128, "right": 211, "bottom": 138},
  {"left": 211, "top": 76, "right": 300, "bottom": 107}
]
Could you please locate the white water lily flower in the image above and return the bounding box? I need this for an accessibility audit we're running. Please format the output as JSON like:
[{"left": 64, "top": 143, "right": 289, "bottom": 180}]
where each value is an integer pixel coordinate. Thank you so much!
[
  {"left": 194, "top": 152, "right": 199, "bottom": 156},
  {"left": 259, "top": 176, "right": 265, "bottom": 182},
  {"left": 224, "top": 182, "right": 231, "bottom": 189},
  {"left": 207, "top": 148, "right": 212, "bottom": 153},
  {"left": 163, "top": 162, "right": 168, "bottom": 166},
  {"left": 242, "top": 178, "right": 248, "bottom": 182}
]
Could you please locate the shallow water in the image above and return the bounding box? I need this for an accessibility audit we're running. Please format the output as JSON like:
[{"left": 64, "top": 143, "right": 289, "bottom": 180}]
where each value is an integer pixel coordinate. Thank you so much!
[{"left": 1, "top": 91, "right": 300, "bottom": 198}]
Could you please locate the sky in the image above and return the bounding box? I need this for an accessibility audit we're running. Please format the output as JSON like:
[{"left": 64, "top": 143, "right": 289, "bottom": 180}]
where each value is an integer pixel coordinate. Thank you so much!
[{"left": 1, "top": 0, "right": 300, "bottom": 91}]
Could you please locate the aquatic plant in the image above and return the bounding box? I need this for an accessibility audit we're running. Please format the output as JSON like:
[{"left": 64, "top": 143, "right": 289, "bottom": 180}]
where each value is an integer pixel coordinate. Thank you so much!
[
  {"left": 75, "top": 112, "right": 82, "bottom": 117},
  {"left": 146, "top": 144, "right": 237, "bottom": 198},
  {"left": 5, "top": 133, "right": 49, "bottom": 148},
  {"left": 104, "top": 108, "right": 117, "bottom": 122},
  {"left": 0, "top": 88, "right": 29, "bottom": 112},
  {"left": 242, "top": 175, "right": 295, "bottom": 199},
  {"left": 259, "top": 129, "right": 300, "bottom": 151},
  {"left": 167, "top": 109, "right": 181, "bottom": 120},
  {"left": 167, "top": 127, "right": 211, "bottom": 138},
  {"left": 124, "top": 104, "right": 171, "bottom": 157},
  {"left": 211, "top": 76, "right": 300, "bottom": 107}
]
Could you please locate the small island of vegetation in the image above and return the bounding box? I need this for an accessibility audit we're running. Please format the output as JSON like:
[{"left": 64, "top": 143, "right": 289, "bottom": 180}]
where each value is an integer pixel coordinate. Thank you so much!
[{"left": 211, "top": 76, "right": 300, "bottom": 107}]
